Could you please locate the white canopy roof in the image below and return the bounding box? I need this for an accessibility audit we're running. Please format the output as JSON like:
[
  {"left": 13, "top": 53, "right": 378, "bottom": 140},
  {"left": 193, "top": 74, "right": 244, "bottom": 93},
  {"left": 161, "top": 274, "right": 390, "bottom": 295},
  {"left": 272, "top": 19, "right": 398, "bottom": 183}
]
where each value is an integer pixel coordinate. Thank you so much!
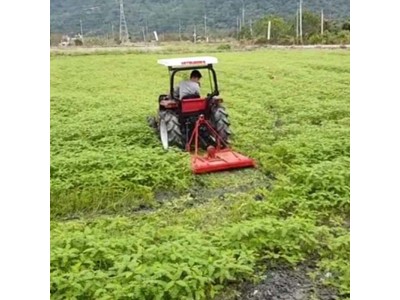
[{"left": 157, "top": 56, "right": 218, "bottom": 67}]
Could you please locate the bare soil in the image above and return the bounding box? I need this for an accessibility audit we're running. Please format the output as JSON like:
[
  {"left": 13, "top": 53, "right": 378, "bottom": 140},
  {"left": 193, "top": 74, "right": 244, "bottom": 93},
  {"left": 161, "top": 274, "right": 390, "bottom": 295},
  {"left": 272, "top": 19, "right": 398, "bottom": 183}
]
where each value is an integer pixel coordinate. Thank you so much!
[{"left": 238, "top": 265, "right": 340, "bottom": 300}]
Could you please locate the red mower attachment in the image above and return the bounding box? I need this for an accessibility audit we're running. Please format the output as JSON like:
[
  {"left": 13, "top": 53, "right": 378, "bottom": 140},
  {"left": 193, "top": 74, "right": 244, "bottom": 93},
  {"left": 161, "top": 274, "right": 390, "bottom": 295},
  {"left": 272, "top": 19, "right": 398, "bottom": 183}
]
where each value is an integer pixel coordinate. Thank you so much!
[{"left": 186, "top": 115, "right": 256, "bottom": 174}]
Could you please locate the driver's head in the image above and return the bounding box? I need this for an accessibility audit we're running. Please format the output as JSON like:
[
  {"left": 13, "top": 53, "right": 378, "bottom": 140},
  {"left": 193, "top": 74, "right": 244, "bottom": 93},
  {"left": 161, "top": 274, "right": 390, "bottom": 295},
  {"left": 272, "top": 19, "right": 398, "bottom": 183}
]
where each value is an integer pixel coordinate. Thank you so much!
[{"left": 190, "top": 70, "right": 202, "bottom": 83}]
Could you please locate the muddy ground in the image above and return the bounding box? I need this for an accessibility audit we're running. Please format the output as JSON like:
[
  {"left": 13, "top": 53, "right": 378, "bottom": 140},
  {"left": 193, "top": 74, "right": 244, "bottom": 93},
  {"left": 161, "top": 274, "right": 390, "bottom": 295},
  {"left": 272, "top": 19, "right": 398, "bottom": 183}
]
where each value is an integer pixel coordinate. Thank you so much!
[
  {"left": 155, "top": 168, "right": 273, "bottom": 204},
  {"left": 237, "top": 265, "right": 340, "bottom": 300}
]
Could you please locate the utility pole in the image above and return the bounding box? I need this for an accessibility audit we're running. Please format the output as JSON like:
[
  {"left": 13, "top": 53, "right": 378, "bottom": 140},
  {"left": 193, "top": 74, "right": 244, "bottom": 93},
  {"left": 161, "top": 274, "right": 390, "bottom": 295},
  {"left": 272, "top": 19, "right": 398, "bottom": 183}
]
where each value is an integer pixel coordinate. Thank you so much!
[
  {"left": 321, "top": 9, "right": 324, "bottom": 35},
  {"left": 267, "top": 21, "right": 271, "bottom": 41},
  {"left": 119, "top": 0, "right": 129, "bottom": 43},
  {"left": 193, "top": 25, "right": 197, "bottom": 43},
  {"left": 204, "top": 14, "right": 207, "bottom": 42},
  {"left": 145, "top": 16, "right": 149, "bottom": 40},
  {"left": 241, "top": 0, "right": 245, "bottom": 26},
  {"left": 111, "top": 23, "right": 114, "bottom": 39},
  {"left": 179, "top": 19, "right": 182, "bottom": 41},
  {"left": 296, "top": 9, "right": 299, "bottom": 42},
  {"left": 142, "top": 26, "right": 146, "bottom": 43},
  {"left": 237, "top": 16, "right": 239, "bottom": 39},
  {"left": 299, "top": 0, "right": 303, "bottom": 44},
  {"left": 79, "top": 19, "right": 84, "bottom": 43},
  {"left": 204, "top": 0, "right": 208, "bottom": 42},
  {"left": 250, "top": 19, "right": 253, "bottom": 37}
]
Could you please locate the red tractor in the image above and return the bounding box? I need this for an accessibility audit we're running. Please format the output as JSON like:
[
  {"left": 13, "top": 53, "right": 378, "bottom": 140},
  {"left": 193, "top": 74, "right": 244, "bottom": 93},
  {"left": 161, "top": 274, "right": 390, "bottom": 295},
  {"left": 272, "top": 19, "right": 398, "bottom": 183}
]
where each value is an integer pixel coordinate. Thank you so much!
[{"left": 148, "top": 56, "right": 255, "bottom": 174}]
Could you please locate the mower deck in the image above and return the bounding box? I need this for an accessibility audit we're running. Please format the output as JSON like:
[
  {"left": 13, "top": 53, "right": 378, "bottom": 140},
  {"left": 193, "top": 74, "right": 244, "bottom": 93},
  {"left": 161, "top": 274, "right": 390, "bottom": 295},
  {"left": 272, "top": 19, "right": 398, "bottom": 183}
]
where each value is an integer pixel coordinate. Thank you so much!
[
  {"left": 191, "top": 148, "right": 255, "bottom": 174},
  {"left": 187, "top": 115, "right": 255, "bottom": 174}
]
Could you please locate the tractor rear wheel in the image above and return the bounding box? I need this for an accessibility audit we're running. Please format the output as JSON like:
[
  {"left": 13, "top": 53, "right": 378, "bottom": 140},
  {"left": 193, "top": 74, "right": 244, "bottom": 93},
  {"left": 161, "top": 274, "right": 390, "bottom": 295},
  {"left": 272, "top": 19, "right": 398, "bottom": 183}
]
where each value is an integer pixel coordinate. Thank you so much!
[
  {"left": 210, "top": 105, "right": 231, "bottom": 146},
  {"left": 158, "top": 110, "right": 184, "bottom": 149}
]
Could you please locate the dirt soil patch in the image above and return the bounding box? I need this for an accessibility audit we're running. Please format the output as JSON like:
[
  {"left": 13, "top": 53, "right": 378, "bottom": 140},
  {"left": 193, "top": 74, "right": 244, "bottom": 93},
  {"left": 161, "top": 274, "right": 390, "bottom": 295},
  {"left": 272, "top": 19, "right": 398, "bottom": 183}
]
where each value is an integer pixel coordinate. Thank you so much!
[{"left": 238, "top": 265, "right": 339, "bottom": 300}]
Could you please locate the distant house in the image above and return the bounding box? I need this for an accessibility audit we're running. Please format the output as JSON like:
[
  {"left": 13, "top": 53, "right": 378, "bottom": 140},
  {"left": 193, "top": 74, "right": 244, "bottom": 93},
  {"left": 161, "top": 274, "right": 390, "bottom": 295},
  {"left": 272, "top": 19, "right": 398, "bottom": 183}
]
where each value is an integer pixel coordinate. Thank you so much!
[
  {"left": 59, "top": 35, "right": 71, "bottom": 47},
  {"left": 58, "top": 34, "right": 83, "bottom": 47}
]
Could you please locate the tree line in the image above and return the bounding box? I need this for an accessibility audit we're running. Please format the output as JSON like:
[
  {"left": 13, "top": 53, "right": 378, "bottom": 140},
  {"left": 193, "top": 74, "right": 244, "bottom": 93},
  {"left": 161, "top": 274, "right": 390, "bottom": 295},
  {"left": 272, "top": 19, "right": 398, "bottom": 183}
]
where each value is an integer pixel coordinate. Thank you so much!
[
  {"left": 51, "top": 10, "right": 349, "bottom": 46},
  {"left": 51, "top": 0, "right": 349, "bottom": 38},
  {"left": 237, "top": 10, "right": 349, "bottom": 45}
]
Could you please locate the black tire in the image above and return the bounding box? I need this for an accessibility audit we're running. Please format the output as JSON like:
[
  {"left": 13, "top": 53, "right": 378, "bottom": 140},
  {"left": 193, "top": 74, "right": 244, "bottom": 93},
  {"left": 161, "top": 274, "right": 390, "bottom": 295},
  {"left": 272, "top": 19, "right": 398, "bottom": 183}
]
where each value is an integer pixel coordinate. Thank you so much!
[
  {"left": 158, "top": 110, "right": 184, "bottom": 149},
  {"left": 210, "top": 105, "right": 232, "bottom": 146}
]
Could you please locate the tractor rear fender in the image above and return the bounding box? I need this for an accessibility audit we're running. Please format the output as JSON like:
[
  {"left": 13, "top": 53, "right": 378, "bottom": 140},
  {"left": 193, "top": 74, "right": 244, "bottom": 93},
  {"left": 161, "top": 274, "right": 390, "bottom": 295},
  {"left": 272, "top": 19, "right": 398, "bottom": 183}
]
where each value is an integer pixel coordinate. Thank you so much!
[
  {"left": 160, "top": 99, "right": 179, "bottom": 109},
  {"left": 209, "top": 95, "right": 223, "bottom": 105}
]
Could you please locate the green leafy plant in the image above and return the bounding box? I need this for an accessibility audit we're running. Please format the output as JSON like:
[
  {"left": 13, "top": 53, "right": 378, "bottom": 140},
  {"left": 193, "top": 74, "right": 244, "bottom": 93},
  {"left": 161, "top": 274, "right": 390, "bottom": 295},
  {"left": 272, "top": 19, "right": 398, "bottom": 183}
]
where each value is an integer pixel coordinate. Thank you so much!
[{"left": 51, "top": 49, "right": 349, "bottom": 299}]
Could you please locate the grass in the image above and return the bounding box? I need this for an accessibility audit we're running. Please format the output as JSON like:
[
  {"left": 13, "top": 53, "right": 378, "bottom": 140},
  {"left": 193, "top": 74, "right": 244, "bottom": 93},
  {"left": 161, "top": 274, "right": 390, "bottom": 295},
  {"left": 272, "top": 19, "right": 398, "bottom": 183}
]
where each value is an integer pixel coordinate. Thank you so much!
[{"left": 51, "top": 48, "right": 350, "bottom": 299}]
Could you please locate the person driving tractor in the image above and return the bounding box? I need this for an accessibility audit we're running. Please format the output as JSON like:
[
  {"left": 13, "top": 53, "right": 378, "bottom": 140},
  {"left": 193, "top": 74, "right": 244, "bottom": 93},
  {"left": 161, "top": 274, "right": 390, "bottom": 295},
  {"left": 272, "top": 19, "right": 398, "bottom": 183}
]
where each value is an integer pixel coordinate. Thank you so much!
[{"left": 173, "top": 70, "right": 202, "bottom": 99}]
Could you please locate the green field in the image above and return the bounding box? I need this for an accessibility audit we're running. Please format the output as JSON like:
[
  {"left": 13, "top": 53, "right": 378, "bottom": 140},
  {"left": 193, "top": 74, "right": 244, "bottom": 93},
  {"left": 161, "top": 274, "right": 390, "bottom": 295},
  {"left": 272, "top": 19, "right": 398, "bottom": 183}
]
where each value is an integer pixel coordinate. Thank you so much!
[{"left": 51, "top": 49, "right": 350, "bottom": 299}]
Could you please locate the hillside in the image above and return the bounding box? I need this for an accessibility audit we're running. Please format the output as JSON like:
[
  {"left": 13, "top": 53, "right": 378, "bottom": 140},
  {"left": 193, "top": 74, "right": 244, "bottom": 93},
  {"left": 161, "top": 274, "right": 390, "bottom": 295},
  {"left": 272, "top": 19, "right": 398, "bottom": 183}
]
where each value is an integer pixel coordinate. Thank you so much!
[{"left": 50, "top": 0, "right": 350, "bottom": 37}]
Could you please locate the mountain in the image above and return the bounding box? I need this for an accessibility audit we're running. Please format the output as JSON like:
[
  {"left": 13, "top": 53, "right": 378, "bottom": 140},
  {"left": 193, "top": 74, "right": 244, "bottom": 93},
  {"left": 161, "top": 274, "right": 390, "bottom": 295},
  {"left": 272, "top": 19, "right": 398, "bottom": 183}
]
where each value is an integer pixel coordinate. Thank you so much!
[{"left": 50, "top": 0, "right": 350, "bottom": 37}]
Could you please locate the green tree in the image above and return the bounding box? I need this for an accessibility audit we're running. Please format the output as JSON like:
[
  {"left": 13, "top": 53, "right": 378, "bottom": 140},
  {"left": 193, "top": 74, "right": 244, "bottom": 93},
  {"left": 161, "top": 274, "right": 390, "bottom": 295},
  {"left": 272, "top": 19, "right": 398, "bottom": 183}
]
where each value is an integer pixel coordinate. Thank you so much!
[
  {"left": 239, "top": 26, "right": 252, "bottom": 40},
  {"left": 254, "top": 15, "right": 291, "bottom": 43},
  {"left": 302, "top": 10, "right": 321, "bottom": 39},
  {"left": 342, "top": 19, "right": 350, "bottom": 31}
]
